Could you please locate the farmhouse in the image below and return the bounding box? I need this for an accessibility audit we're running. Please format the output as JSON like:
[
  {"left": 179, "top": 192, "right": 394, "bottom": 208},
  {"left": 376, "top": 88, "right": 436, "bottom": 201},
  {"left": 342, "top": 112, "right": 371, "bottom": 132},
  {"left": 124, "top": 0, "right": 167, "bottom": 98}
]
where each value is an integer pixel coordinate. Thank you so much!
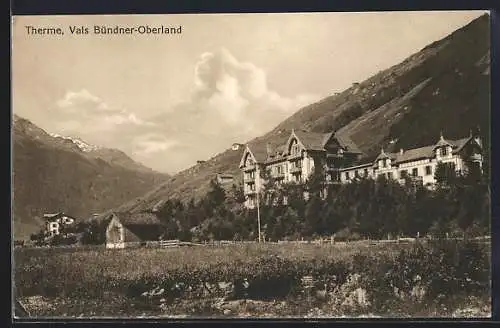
[
  {"left": 239, "top": 129, "right": 484, "bottom": 208},
  {"left": 105, "top": 212, "right": 163, "bottom": 249},
  {"left": 43, "top": 212, "right": 77, "bottom": 236},
  {"left": 239, "top": 129, "right": 362, "bottom": 208},
  {"left": 339, "top": 130, "right": 484, "bottom": 187}
]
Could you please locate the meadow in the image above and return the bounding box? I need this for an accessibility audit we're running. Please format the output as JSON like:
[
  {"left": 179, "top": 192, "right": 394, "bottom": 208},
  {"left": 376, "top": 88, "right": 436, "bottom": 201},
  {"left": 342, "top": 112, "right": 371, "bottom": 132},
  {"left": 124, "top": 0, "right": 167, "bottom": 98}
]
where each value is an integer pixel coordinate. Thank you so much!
[{"left": 14, "top": 240, "right": 491, "bottom": 318}]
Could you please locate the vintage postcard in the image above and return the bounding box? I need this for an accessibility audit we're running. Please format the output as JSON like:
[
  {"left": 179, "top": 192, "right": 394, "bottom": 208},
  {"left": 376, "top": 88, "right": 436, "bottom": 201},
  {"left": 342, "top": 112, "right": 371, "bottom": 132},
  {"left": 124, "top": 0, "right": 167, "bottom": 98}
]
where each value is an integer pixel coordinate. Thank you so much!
[{"left": 12, "top": 11, "right": 491, "bottom": 319}]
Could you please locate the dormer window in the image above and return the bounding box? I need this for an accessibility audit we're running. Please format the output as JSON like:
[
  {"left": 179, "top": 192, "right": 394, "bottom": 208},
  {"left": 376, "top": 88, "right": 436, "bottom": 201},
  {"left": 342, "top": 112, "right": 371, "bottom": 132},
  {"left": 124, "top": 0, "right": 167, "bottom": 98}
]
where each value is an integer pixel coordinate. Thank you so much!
[
  {"left": 441, "top": 147, "right": 448, "bottom": 156},
  {"left": 289, "top": 138, "right": 301, "bottom": 156}
]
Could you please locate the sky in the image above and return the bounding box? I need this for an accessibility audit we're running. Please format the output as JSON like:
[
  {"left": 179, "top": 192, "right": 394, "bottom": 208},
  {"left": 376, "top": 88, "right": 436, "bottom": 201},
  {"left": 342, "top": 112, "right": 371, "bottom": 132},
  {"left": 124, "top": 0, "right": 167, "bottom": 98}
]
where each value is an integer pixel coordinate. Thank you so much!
[{"left": 12, "top": 11, "right": 487, "bottom": 174}]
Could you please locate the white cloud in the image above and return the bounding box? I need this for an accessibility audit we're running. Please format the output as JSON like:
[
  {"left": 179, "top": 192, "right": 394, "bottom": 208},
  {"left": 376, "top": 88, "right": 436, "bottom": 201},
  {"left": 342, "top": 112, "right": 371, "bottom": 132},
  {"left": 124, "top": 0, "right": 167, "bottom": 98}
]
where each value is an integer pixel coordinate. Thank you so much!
[
  {"left": 132, "top": 133, "right": 179, "bottom": 156},
  {"left": 56, "top": 89, "right": 101, "bottom": 109},
  {"left": 46, "top": 49, "right": 320, "bottom": 173},
  {"left": 190, "top": 48, "right": 319, "bottom": 127},
  {"left": 55, "top": 89, "right": 154, "bottom": 131},
  {"left": 139, "top": 47, "right": 321, "bottom": 172}
]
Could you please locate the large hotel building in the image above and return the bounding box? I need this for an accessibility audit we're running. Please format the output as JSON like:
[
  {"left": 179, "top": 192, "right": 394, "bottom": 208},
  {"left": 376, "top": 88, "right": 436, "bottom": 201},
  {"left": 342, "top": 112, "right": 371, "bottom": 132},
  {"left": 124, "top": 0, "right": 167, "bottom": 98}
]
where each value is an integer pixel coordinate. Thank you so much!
[{"left": 239, "top": 129, "right": 483, "bottom": 208}]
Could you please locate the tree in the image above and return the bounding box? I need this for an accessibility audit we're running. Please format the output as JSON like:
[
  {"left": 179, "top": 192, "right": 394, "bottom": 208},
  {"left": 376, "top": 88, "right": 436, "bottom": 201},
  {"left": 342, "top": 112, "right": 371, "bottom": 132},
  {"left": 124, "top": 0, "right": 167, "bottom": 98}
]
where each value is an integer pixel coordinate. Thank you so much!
[
  {"left": 206, "top": 179, "right": 226, "bottom": 211},
  {"left": 80, "top": 219, "right": 106, "bottom": 245},
  {"left": 303, "top": 193, "right": 324, "bottom": 236},
  {"left": 434, "top": 162, "right": 457, "bottom": 186}
]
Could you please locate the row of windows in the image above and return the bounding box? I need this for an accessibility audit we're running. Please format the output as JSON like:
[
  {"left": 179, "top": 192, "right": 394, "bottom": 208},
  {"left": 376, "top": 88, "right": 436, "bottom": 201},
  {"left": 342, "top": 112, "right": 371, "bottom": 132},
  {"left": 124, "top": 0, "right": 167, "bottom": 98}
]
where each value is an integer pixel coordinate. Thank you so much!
[
  {"left": 345, "top": 165, "right": 433, "bottom": 181},
  {"left": 400, "top": 165, "right": 433, "bottom": 178},
  {"left": 379, "top": 147, "right": 451, "bottom": 170},
  {"left": 344, "top": 168, "right": 370, "bottom": 180}
]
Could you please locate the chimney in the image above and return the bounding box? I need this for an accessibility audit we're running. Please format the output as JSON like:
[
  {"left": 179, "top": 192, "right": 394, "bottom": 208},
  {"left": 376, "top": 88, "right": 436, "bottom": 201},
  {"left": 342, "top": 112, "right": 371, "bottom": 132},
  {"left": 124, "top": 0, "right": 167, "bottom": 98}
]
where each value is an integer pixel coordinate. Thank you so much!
[
  {"left": 473, "top": 125, "right": 482, "bottom": 147},
  {"left": 400, "top": 148, "right": 404, "bottom": 155}
]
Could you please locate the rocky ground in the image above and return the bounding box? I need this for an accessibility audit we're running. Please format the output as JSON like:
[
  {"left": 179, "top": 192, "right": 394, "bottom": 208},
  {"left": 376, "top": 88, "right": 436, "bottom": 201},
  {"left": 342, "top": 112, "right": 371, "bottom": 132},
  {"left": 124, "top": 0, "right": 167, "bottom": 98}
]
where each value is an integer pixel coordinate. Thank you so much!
[{"left": 17, "top": 293, "right": 491, "bottom": 319}]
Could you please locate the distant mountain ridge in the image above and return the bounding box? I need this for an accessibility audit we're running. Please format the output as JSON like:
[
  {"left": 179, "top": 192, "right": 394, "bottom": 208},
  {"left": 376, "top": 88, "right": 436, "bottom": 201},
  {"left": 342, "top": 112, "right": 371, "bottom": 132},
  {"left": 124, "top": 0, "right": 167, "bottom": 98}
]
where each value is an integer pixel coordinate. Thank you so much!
[
  {"left": 112, "top": 14, "right": 490, "bottom": 215},
  {"left": 12, "top": 115, "right": 170, "bottom": 240}
]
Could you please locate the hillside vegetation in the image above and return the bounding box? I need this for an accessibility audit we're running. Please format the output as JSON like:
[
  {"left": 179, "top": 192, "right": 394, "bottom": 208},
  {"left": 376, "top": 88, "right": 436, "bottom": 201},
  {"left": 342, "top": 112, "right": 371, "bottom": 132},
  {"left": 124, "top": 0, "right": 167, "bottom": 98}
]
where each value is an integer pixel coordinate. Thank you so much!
[
  {"left": 12, "top": 116, "right": 170, "bottom": 240},
  {"left": 114, "top": 14, "right": 490, "bottom": 215}
]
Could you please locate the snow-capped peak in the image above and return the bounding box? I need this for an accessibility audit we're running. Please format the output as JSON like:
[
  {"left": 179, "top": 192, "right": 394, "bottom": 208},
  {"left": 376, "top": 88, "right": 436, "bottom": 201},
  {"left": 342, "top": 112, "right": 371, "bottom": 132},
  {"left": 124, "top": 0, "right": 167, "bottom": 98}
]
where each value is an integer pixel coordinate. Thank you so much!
[{"left": 49, "top": 133, "right": 101, "bottom": 152}]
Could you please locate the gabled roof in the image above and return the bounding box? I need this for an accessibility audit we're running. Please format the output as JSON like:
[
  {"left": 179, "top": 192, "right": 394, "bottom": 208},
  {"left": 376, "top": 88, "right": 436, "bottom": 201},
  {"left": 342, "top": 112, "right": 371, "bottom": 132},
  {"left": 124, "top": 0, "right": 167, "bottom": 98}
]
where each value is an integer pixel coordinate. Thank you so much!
[
  {"left": 43, "top": 213, "right": 78, "bottom": 222},
  {"left": 450, "top": 136, "right": 474, "bottom": 153},
  {"left": 112, "top": 212, "right": 162, "bottom": 226},
  {"left": 265, "top": 144, "right": 287, "bottom": 162},
  {"left": 335, "top": 133, "right": 363, "bottom": 154},
  {"left": 433, "top": 134, "right": 455, "bottom": 149},
  {"left": 245, "top": 133, "right": 291, "bottom": 163},
  {"left": 394, "top": 145, "right": 435, "bottom": 163},
  {"left": 43, "top": 213, "right": 62, "bottom": 218},
  {"left": 380, "top": 136, "right": 476, "bottom": 165},
  {"left": 293, "top": 130, "right": 331, "bottom": 151},
  {"left": 375, "top": 149, "right": 396, "bottom": 162}
]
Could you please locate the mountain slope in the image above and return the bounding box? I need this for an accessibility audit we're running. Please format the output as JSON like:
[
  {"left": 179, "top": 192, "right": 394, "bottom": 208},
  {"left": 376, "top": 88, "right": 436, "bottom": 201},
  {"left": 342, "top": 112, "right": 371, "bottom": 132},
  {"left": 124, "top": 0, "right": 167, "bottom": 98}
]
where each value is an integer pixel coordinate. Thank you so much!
[
  {"left": 12, "top": 115, "right": 170, "bottom": 240},
  {"left": 114, "top": 14, "right": 490, "bottom": 214}
]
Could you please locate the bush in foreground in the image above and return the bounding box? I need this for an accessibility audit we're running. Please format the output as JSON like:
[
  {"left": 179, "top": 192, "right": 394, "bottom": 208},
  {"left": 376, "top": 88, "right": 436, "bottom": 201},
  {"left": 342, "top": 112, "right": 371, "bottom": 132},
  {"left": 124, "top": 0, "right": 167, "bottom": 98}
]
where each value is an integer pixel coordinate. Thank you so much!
[{"left": 15, "top": 240, "right": 490, "bottom": 316}]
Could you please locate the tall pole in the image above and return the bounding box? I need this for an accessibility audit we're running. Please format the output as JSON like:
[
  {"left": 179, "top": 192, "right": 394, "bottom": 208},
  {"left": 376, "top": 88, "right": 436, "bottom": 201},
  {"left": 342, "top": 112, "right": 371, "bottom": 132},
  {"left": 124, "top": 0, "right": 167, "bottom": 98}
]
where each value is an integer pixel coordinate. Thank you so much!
[{"left": 256, "top": 189, "right": 261, "bottom": 243}]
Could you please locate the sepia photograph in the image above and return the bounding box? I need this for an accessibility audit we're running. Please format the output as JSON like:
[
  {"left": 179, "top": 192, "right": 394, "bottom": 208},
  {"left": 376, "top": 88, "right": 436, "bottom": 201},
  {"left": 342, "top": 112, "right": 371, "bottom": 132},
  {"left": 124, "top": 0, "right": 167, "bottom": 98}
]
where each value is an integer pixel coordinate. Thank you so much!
[{"left": 11, "top": 10, "right": 491, "bottom": 319}]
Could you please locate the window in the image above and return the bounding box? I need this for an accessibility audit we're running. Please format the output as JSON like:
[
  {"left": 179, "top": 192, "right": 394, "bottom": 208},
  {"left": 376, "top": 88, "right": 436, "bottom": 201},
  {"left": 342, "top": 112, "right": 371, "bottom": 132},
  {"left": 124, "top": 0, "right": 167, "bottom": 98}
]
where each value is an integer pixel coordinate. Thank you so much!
[
  {"left": 291, "top": 140, "right": 300, "bottom": 155},
  {"left": 383, "top": 159, "right": 387, "bottom": 168},
  {"left": 276, "top": 166, "right": 282, "bottom": 174},
  {"left": 387, "top": 172, "right": 393, "bottom": 180},
  {"left": 400, "top": 170, "right": 408, "bottom": 179},
  {"left": 441, "top": 147, "right": 448, "bottom": 156},
  {"left": 354, "top": 171, "right": 360, "bottom": 178},
  {"left": 345, "top": 172, "right": 350, "bottom": 180},
  {"left": 364, "top": 168, "right": 369, "bottom": 177},
  {"left": 425, "top": 165, "right": 432, "bottom": 176},
  {"left": 412, "top": 168, "right": 418, "bottom": 177}
]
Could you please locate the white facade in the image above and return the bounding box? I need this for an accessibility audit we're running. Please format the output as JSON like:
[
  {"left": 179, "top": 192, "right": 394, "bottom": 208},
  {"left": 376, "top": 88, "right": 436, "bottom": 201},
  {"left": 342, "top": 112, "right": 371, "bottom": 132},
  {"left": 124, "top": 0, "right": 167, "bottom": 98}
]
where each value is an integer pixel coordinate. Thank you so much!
[
  {"left": 239, "top": 129, "right": 361, "bottom": 208},
  {"left": 339, "top": 133, "right": 483, "bottom": 187},
  {"left": 44, "top": 213, "right": 76, "bottom": 236},
  {"left": 240, "top": 131, "right": 483, "bottom": 208}
]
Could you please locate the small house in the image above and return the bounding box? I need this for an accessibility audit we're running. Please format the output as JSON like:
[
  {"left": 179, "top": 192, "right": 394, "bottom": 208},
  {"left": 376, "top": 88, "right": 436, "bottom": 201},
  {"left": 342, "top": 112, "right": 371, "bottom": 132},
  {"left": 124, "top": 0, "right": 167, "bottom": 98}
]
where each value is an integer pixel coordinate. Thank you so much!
[
  {"left": 105, "top": 212, "right": 163, "bottom": 249},
  {"left": 43, "top": 213, "right": 77, "bottom": 236},
  {"left": 216, "top": 173, "right": 234, "bottom": 185},
  {"left": 231, "top": 143, "right": 244, "bottom": 151}
]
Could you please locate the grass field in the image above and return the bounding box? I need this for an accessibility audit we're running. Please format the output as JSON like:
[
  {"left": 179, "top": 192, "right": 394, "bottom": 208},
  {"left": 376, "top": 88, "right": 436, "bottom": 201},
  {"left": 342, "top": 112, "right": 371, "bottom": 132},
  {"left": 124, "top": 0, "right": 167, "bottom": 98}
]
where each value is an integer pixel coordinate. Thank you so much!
[{"left": 14, "top": 240, "right": 491, "bottom": 318}]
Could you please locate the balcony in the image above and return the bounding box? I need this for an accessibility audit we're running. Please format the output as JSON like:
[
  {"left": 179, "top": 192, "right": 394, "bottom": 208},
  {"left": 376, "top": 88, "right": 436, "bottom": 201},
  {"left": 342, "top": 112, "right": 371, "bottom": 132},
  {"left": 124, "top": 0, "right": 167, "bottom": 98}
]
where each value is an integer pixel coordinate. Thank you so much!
[
  {"left": 243, "top": 164, "right": 256, "bottom": 172},
  {"left": 244, "top": 175, "right": 256, "bottom": 182},
  {"left": 290, "top": 166, "right": 302, "bottom": 174},
  {"left": 244, "top": 189, "right": 257, "bottom": 195},
  {"left": 273, "top": 172, "right": 285, "bottom": 179}
]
